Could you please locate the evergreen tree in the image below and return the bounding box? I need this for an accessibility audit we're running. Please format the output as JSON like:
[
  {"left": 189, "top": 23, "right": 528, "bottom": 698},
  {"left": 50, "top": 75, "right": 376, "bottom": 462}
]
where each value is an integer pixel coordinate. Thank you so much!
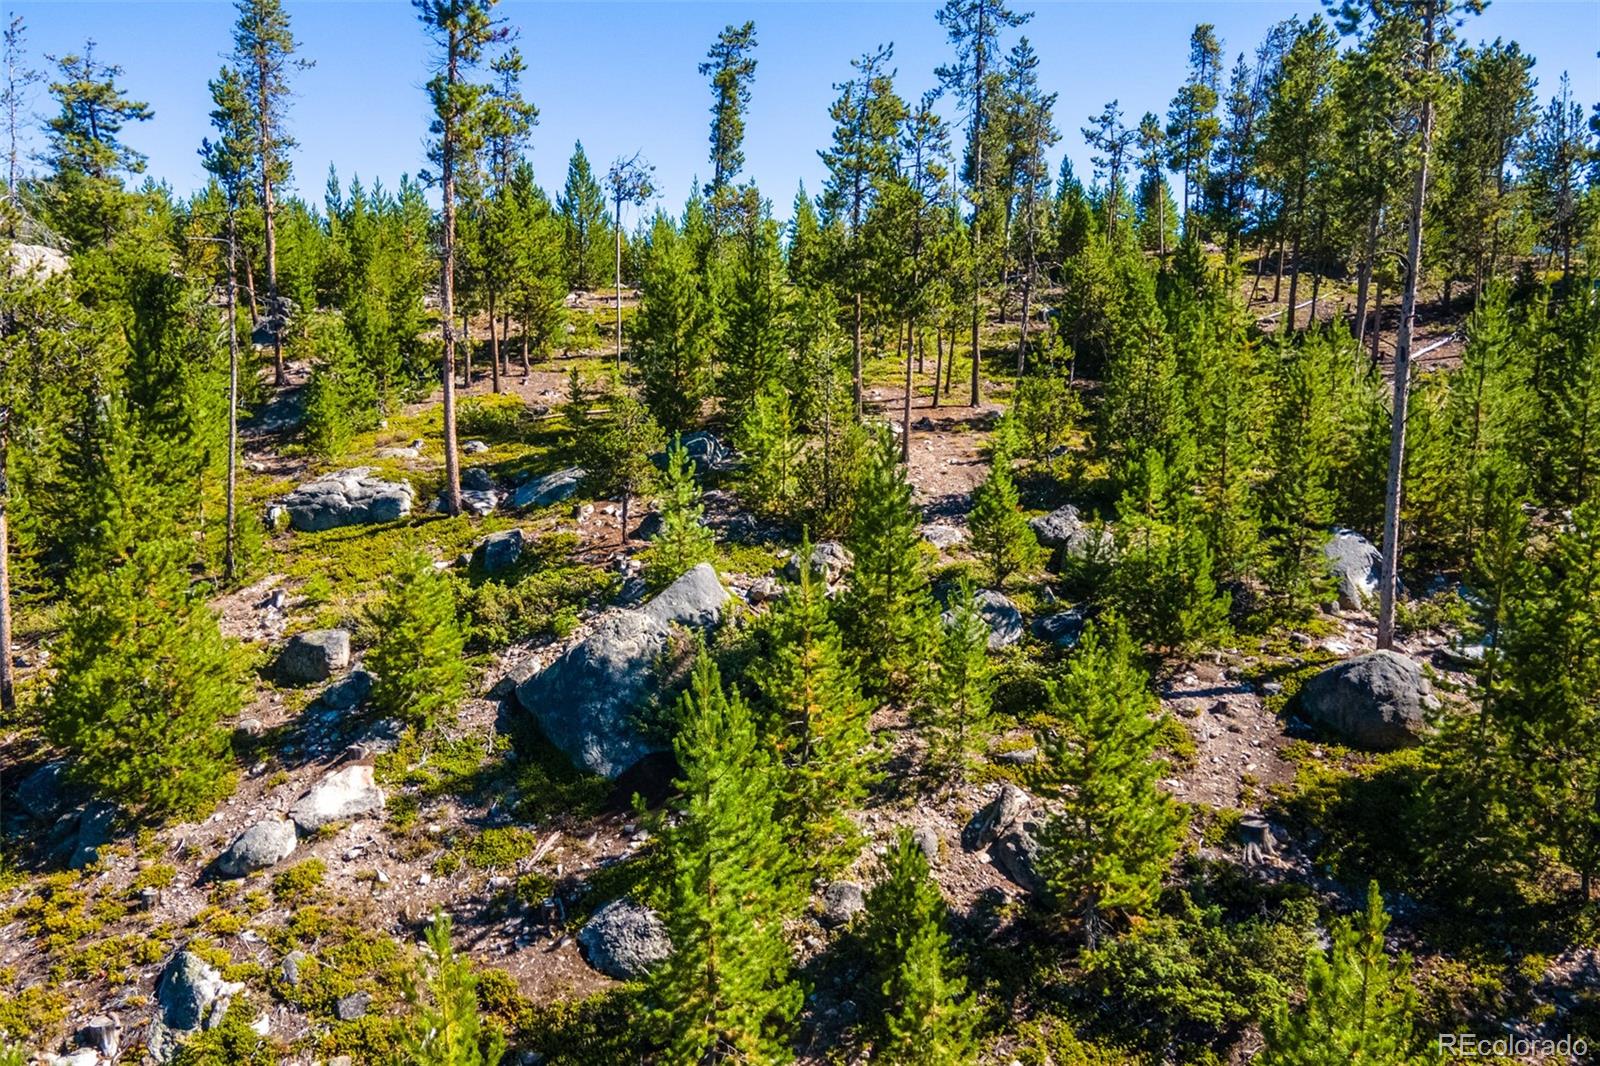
[
  {"left": 966, "top": 422, "right": 1040, "bottom": 588},
  {"left": 1260, "top": 882, "right": 1427, "bottom": 1065},
  {"left": 302, "top": 316, "right": 378, "bottom": 458},
  {"left": 720, "top": 214, "right": 789, "bottom": 415},
  {"left": 633, "top": 211, "right": 714, "bottom": 433},
  {"left": 403, "top": 911, "right": 507, "bottom": 1066},
  {"left": 1166, "top": 23, "right": 1222, "bottom": 225},
  {"left": 47, "top": 431, "right": 240, "bottom": 822},
  {"left": 921, "top": 577, "right": 994, "bottom": 783},
  {"left": 367, "top": 550, "right": 469, "bottom": 729},
  {"left": 699, "top": 21, "right": 759, "bottom": 236},
  {"left": 839, "top": 430, "right": 936, "bottom": 699},
  {"left": 41, "top": 41, "right": 152, "bottom": 245},
  {"left": 643, "top": 434, "right": 718, "bottom": 589},
  {"left": 752, "top": 538, "right": 873, "bottom": 872},
  {"left": 1032, "top": 617, "right": 1183, "bottom": 946},
  {"left": 735, "top": 380, "right": 803, "bottom": 524},
  {"left": 1261, "top": 338, "right": 1337, "bottom": 618},
  {"left": 864, "top": 830, "right": 981, "bottom": 1065},
  {"left": 650, "top": 651, "right": 802, "bottom": 1064},
  {"left": 580, "top": 381, "right": 665, "bottom": 544},
  {"left": 558, "top": 140, "right": 610, "bottom": 290}
]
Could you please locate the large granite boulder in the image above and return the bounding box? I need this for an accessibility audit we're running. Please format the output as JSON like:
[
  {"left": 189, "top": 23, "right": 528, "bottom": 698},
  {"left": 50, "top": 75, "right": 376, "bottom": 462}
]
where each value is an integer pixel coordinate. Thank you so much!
[
  {"left": 944, "top": 589, "right": 1023, "bottom": 650},
  {"left": 216, "top": 819, "right": 298, "bottom": 878},
  {"left": 1323, "top": 528, "right": 1382, "bottom": 610},
  {"left": 282, "top": 469, "right": 413, "bottom": 532},
  {"left": 1030, "top": 505, "right": 1109, "bottom": 565},
  {"left": 1298, "top": 650, "right": 1437, "bottom": 750},
  {"left": 6, "top": 242, "right": 68, "bottom": 279},
  {"left": 511, "top": 466, "right": 585, "bottom": 510},
  {"left": 288, "top": 764, "right": 385, "bottom": 832},
  {"left": 13, "top": 760, "right": 71, "bottom": 823},
  {"left": 1032, "top": 608, "right": 1086, "bottom": 649},
  {"left": 578, "top": 899, "right": 672, "bottom": 979},
  {"left": 276, "top": 629, "right": 351, "bottom": 685},
  {"left": 516, "top": 564, "right": 728, "bottom": 778}
]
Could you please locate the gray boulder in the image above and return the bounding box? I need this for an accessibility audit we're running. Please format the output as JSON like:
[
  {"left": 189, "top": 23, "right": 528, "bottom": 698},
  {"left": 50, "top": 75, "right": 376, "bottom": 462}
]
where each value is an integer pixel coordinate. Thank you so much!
[
  {"left": 461, "top": 466, "right": 496, "bottom": 490},
  {"left": 158, "top": 951, "right": 241, "bottom": 1032},
  {"left": 921, "top": 523, "right": 967, "bottom": 550},
  {"left": 76, "top": 1015, "right": 122, "bottom": 1058},
  {"left": 276, "top": 629, "right": 351, "bottom": 685},
  {"left": 1298, "top": 650, "right": 1437, "bottom": 750},
  {"left": 335, "top": 992, "right": 370, "bottom": 1021},
  {"left": 1029, "top": 505, "right": 1104, "bottom": 557},
  {"left": 320, "top": 669, "right": 374, "bottom": 711},
  {"left": 437, "top": 488, "right": 499, "bottom": 516},
  {"left": 473, "top": 528, "right": 525, "bottom": 573},
  {"left": 512, "top": 466, "right": 586, "bottom": 510},
  {"left": 516, "top": 563, "right": 729, "bottom": 778},
  {"left": 963, "top": 785, "right": 1031, "bottom": 850},
  {"left": 990, "top": 820, "right": 1045, "bottom": 892},
  {"left": 944, "top": 589, "right": 1023, "bottom": 649},
  {"left": 62, "top": 800, "right": 118, "bottom": 870},
  {"left": 216, "top": 819, "right": 297, "bottom": 878},
  {"left": 653, "top": 431, "right": 732, "bottom": 475},
  {"left": 1323, "top": 528, "right": 1382, "bottom": 610},
  {"left": 463, "top": 439, "right": 490, "bottom": 455},
  {"left": 1032, "top": 609, "right": 1086, "bottom": 649},
  {"left": 6, "top": 242, "right": 68, "bottom": 279},
  {"left": 578, "top": 899, "right": 672, "bottom": 979},
  {"left": 14, "top": 760, "right": 71, "bottom": 823},
  {"left": 288, "top": 764, "right": 385, "bottom": 832},
  {"left": 282, "top": 469, "right": 414, "bottom": 532},
  {"left": 784, "top": 540, "right": 853, "bottom": 584},
  {"left": 819, "top": 881, "right": 866, "bottom": 927}
]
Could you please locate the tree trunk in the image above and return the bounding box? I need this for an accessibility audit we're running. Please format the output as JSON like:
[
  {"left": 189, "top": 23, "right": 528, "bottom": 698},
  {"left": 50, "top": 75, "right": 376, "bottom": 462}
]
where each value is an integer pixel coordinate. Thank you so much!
[
  {"left": 970, "top": 224, "right": 982, "bottom": 408},
  {"left": 0, "top": 485, "right": 12, "bottom": 714},
  {"left": 902, "top": 317, "right": 913, "bottom": 464},
  {"left": 225, "top": 211, "right": 241, "bottom": 584},
  {"left": 1285, "top": 227, "right": 1301, "bottom": 334},
  {"left": 1017, "top": 255, "right": 1035, "bottom": 375},
  {"left": 1273, "top": 232, "right": 1285, "bottom": 303},
  {"left": 439, "top": 27, "right": 463, "bottom": 518},
  {"left": 932, "top": 329, "right": 942, "bottom": 409},
  {"left": 521, "top": 315, "right": 531, "bottom": 378},
  {"left": 1353, "top": 210, "right": 1378, "bottom": 344},
  {"left": 853, "top": 290, "right": 863, "bottom": 418},
  {"left": 1370, "top": 275, "right": 1384, "bottom": 367},
  {"left": 461, "top": 307, "right": 472, "bottom": 388},
  {"left": 259, "top": 74, "right": 285, "bottom": 388},
  {"left": 501, "top": 312, "right": 511, "bottom": 379},
  {"left": 615, "top": 202, "right": 625, "bottom": 370},
  {"left": 945, "top": 325, "right": 956, "bottom": 396},
  {"left": 488, "top": 292, "right": 501, "bottom": 394},
  {"left": 917, "top": 328, "right": 925, "bottom": 374},
  {"left": 620, "top": 492, "right": 630, "bottom": 546},
  {"left": 1377, "top": 4, "right": 1439, "bottom": 651}
]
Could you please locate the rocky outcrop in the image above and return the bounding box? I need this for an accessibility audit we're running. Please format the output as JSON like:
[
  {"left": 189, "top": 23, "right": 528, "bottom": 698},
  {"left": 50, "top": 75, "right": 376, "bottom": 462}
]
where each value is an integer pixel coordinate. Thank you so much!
[
  {"left": 319, "top": 669, "right": 373, "bottom": 712},
  {"left": 511, "top": 466, "right": 585, "bottom": 510},
  {"left": 157, "top": 950, "right": 242, "bottom": 1032},
  {"left": 652, "top": 431, "right": 733, "bottom": 476},
  {"left": 963, "top": 785, "right": 1031, "bottom": 850},
  {"left": 819, "top": 881, "right": 866, "bottom": 927},
  {"left": 6, "top": 242, "right": 68, "bottom": 279},
  {"left": 1029, "top": 504, "right": 1108, "bottom": 563},
  {"left": 516, "top": 564, "right": 729, "bottom": 778},
  {"left": 1297, "top": 650, "right": 1437, "bottom": 750},
  {"left": 1032, "top": 608, "right": 1086, "bottom": 649},
  {"left": 282, "top": 469, "right": 414, "bottom": 532},
  {"left": 921, "top": 523, "right": 967, "bottom": 550},
  {"left": 1323, "top": 527, "right": 1382, "bottom": 610},
  {"left": 963, "top": 785, "right": 1042, "bottom": 892},
  {"left": 13, "top": 760, "right": 71, "bottom": 823},
  {"left": 276, "top": 629, "right": 351, "bottom": 685},
  {"left": 216, "top": 819, "right": 298, "bottom": 878},
  {"left": 288, "top": 764, "right": 385, "bottom": 832},
  {"left": 577, "top": 899, "right": 672, "bottom": 979}
]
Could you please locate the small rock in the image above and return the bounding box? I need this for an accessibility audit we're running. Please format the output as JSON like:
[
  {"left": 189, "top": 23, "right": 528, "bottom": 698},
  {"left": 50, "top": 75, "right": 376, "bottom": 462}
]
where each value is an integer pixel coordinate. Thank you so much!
[
  {"left": 288, "top": 764, "right": 385, "bottom": 832},
  {"left": 745, "top": 575, "right": 783, "bottom": 605},
  {"left": 320, "top": 669, "right": 374, "bottom": 712},
  {"left": 463, "top": 439, "right": 490, "bottom": 455},
  {"left": 577, "top": 899, "right": 673, "bottom": 980},
  {"left": 963, "top": 785, "right": 1030, "bottom": 850},
  {"left": 216, "top": 818, "right": 298, "bottom": 878},
  {"left": 335, "top": 992, "right": 370, "bottom": 1021},
  {"left": 473, "top": 528, "right": 525, "bottom": 574},
  {"left": 76, "top": 1014, "right": 122, "bottom": 1058},
  {"left": 512, "top": 466, "right": 586, "bottom": 510},
  {"left": 994, "top": 747, "right": 1038, "bottom": 766},
  {"left": 784, "top": 541, "right": 853, "bottom": 584},
  {"left": 921, "top": 523, "right": 967, "bottom": 550},
  {"left": 819, "top": 881, "right": 866, "bottom": 927},
  {"left": 912, "top": 826, "right": 940, "bottom": 864},
  {"left": 276, "top": 629, "right": 351, "bottom": 685},
  {"left": 281, "top": 951, "right": 308, "bottom": 987}
]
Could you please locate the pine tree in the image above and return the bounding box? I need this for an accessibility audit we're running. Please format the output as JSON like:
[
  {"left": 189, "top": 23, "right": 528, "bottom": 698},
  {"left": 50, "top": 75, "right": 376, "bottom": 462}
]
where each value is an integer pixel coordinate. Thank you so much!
[
  {"left": 643, "top": 434, "right": 717, "bottom": 589},
  {"left": 41, "top": 41, "right": 153, "bottom": 245},
  {"left": 47, "top": 451, "right": 240, "bottom": 822},
  {"left": 735, "top": 380, "right": 803, "bottom": 524},
  {"left": 864, "top": 830, "right": 981, "bottom": 1065},
  {"left": 303, "top": 316, "right": 377, "bottom": 458},
  {"left": 650, "top": 651, "right": 802, "bottom": 1064},
  {"left": 966, "top": 422, "right": 1040, "bottom": 588},
  {"left": 699, "top": 21, "right": 759, "bottom": 236},
  {"left": 839, "top": 429, "right": 936, "bottom": 699},
  {"left": 403, "top": 911, "right": 507, "bottom": 1066},
  {"left": 580, "top": 381, "right": 665, "bottom": 544},
  {"left": 1261, "top": 337, "right": 1337, "bottom": 618},
  {"left": 367, "top": 550, "right": 469, "bottom": 729},
  {"left": 633, "top": 211, "right": 714, "bottom": 433},
  {"left": 558, "top": 140, "right": 610, "bottom": 290},
  {"left": 752, "top": 538, "right": 873, "bottom": 872},
  {"left": 921, "top": 578, "right": 994, "bottom": 783},
  {"left": 1260, "top": 882, "right": 1427, "bottom": 1065},
  {"left": 720, "top": 214, "right": 789, "bottom": 414},
  {"left": 1032, "top": 617, "right": 1182, "bottom": 946}
]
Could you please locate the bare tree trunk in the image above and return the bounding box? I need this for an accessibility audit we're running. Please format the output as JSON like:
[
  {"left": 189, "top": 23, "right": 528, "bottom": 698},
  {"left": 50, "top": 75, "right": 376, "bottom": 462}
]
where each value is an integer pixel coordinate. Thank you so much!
[
  {"left": 0, "top": 480, "right": 12, "bottom": 713},
  {"left": 1273, "top": 232, "right": 1285, "bottom": 303},
  {"left": 242, "top": 249, "right": 260, "bottom": 325},
  {"left": 1370, "top": 275, "right": 1384, "bottom": 367},
  {"left": 461, "top": 306, "right": 472, "bottom": 388},
  {"left": 620, "top": 492, "right": 630, "bottom": 546},
  {"left": 501, "top": 312, "right": 510, "bottom": 379},
  {"left": 439, "top": 28, "right": 463, "bottom": 518},
  {"left": 1017, "top": 255, "right": 1035, "bottom": 375},
  {"left": 853, "top": 291, "right": 863, "bottom": 418},
  {"left": 970, "top": 230, "right": 982, "bottom": 407},
  {"left": 488, "top": 292, "right": 501, "bottom": 394},
  {"left": 932, "top": 329, "right": 943, "bottom": 409},
  {"left": 1377, "top": 4, "right": 1439, "bottom": 651},
  {"left": 258, "top": 73, "right": 285, "bottom": 388},
  {"left": 521, "top": 315, "right": 531, "bottom": 378},
  {"left": 225, "top": 211, "right": 241, "bottom": 584},
  {"left": 902, "top": 317, "right": 913, "bottom": 464},
  {"left": 615, "top": 202, "right": 625, "bottom": 371},
  {"left": 1286, "top": 227, "right": 1301, "bottom": 334},
  {"left": 945, "top": 324, "right": 956, "bottom": 397},
  {"left": 917, "top": 328, "right": 925, "bottom": 374},
  {"left": 1353, "top": 211, "right": 1378, "bottom": 343}
]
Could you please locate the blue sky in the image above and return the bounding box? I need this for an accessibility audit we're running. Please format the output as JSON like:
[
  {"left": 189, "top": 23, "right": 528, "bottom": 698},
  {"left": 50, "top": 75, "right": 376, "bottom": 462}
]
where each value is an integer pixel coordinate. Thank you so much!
[{"left": 11, "top": 0, "right": 1599, "bottom": 221}]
